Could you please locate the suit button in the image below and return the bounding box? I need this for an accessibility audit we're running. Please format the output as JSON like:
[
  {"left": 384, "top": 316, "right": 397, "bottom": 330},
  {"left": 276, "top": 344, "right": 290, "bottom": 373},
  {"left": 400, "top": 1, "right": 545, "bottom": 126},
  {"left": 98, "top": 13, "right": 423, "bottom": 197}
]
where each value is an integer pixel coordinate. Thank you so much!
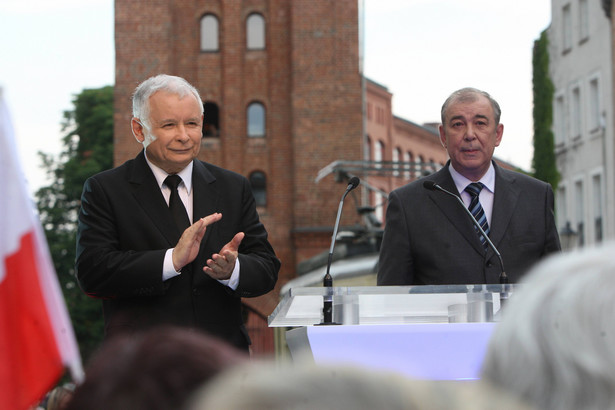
[
  {"left": 486, "top": 261, "right": 493, "bottom": 267},
  {"left": 192, "top": 288, "right": 199, "bottom": 295}
]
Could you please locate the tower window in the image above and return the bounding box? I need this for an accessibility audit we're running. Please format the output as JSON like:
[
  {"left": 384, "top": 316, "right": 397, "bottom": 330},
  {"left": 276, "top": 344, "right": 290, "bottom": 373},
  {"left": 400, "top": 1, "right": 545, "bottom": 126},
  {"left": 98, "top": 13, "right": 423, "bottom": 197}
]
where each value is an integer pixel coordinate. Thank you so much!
[
  {"left": 247, "top": 13, "right": 265, "bottom": 50},
  {"left": 203, "top": 102, "right": 220, "bottom": 137},
  {"left": 247, "top": 102, "right": 266, "bottom": 137},
  {"left": 249, "top": 171, "right": 267, "bottom": 207},
  {"left": 200, "top": 14, "right": 219, "bottom": 52}
]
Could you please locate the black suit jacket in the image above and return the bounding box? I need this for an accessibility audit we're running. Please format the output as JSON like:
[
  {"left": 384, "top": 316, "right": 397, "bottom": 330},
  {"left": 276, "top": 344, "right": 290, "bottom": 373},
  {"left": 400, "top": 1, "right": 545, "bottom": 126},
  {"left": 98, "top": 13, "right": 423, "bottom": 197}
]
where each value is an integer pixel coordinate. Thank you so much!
[
  {"left": 76, "top": 151, "right": 280, "bottom": 349},
  {"left": 377, "top": 162, "right": 560, "bottom": 285}
]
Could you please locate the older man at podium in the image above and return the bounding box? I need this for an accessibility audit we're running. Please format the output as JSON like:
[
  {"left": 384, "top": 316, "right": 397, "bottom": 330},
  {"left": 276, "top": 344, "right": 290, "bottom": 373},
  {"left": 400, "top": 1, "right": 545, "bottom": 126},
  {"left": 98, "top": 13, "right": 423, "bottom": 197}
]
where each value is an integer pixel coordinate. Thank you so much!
[{"left": 378, "top": 87, "right": 560, "bottom": 286}]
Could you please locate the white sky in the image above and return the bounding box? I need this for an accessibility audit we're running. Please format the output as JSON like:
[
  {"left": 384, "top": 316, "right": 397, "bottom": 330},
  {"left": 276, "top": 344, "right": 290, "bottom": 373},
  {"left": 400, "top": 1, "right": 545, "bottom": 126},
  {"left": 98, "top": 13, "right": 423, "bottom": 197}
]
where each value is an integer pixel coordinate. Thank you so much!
[
  {"left": 0, "top": 0, "right": 550, "bottom": 193},
  {"left": 363, "top": 0, "right": 552, "bottom": 171},
  {"left": 0, "top": 0, "right": 114, "bottom": 193}
]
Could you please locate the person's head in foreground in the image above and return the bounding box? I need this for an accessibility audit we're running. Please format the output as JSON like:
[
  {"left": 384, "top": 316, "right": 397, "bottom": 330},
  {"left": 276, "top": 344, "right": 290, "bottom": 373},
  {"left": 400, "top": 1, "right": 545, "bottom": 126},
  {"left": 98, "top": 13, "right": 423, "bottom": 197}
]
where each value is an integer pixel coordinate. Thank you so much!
[
  {"left": 186, "top": 361, "right": 532, "bottom": 410},
  {"left": 64, "top": 326, "right": 246, "bottom": 410},
  {"left": 481, "top": 243, "right": 615, "bottom": 410}
]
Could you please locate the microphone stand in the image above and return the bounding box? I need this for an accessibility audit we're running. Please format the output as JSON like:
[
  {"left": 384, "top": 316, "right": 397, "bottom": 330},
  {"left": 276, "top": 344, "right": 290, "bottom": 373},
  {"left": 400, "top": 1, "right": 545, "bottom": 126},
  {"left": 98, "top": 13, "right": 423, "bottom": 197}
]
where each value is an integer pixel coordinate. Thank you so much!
[
  {"left": 319, "top": 177, "right": 360, "bottom": 325},
  {"left": 423, "top": 181, "right": 510, "bottom": 308}
]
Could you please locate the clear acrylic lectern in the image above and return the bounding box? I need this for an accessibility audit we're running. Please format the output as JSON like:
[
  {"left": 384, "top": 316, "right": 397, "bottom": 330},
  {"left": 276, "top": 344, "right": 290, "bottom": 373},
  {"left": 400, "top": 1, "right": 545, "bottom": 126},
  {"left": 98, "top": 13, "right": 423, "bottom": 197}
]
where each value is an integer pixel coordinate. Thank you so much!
[{"left": 269, "top": 284, "right": 515, "bottom": 380}]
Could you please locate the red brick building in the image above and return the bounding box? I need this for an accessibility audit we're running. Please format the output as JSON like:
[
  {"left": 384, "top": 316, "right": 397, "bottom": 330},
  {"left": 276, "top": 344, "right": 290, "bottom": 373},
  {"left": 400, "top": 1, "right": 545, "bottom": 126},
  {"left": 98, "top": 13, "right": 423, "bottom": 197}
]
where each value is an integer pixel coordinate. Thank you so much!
[{"left": 364, "top": 79, "right": 448, "bottom": 222}]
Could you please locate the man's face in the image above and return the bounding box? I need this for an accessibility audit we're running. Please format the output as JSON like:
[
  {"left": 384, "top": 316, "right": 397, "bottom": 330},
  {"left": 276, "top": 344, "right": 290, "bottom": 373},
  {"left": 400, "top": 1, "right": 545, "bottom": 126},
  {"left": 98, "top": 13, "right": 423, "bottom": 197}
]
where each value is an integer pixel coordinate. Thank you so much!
[
  {"left": 132, "top": 91, "right": 203, "bottom": 174},
  {"left": 438, "top": 95, "right": 503, "bottom": 181}
]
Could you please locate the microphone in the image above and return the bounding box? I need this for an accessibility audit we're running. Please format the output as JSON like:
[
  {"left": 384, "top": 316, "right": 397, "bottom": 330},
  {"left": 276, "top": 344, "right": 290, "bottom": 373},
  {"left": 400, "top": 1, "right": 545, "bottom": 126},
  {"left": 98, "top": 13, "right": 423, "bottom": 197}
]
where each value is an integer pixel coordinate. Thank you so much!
[
  {"left": 320, "top": 176, "right": 360, "bottom": 325},
  {"left": 423, "top": 180, "right": 508, "bottom": 285}
]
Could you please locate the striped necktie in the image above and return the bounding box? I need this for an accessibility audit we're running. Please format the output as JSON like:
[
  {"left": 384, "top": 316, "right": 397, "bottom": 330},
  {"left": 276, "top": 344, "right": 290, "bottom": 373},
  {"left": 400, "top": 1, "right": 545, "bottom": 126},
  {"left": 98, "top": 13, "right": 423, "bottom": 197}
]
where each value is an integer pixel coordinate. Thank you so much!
[{"left": 465, "top": 182, "right": 490, "bottom": 249}]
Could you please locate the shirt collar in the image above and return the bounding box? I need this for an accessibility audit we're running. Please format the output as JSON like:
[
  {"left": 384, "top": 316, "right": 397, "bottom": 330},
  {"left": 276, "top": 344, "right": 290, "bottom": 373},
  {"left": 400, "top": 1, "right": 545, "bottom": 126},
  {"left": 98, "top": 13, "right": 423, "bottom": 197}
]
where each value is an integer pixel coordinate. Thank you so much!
[
  {"left": 449, "top": 162, "right": 495, "bottom": 195},
  {"left": 144, "top": 151, "right": 193, "bottom": 194}
]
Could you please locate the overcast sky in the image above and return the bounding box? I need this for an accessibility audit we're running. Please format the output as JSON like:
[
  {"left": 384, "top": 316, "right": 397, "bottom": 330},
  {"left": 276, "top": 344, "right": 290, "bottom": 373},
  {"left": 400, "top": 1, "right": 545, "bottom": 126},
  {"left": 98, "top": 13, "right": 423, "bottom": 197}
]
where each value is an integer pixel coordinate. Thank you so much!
[
  {"left": 0, "top": 0, "right": 550, "bottom": 193},
  {"left": 362, "top": 0, "right": 551, "bottom": 170}
]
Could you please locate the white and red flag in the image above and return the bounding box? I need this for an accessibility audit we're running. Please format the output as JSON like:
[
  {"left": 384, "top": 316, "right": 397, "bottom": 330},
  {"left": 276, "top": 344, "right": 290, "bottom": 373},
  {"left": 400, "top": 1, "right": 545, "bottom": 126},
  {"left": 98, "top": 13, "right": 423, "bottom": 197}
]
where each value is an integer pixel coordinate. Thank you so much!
[{"left": 0, "top": 89, "right": 83, "bottom": 409}]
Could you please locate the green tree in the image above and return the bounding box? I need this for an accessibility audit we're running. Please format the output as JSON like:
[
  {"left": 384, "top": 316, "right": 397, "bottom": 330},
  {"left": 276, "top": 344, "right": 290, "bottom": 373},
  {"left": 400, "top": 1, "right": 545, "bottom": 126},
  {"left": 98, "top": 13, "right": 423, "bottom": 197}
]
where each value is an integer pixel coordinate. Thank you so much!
[
  {"left": 36, "top": 85, "right": 114, "bottom": 362},
  {"left": 532, "top": 29, "right": 559, "bottom": 189}
]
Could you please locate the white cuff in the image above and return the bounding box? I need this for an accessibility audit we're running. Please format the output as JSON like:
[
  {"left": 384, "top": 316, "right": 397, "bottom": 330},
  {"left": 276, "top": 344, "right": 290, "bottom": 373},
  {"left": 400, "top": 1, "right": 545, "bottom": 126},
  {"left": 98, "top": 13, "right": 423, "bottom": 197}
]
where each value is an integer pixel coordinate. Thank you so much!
[
  {"left": 162, "top": 248, "right": 182, "bottom": 281},
  {"left": 218, "top": 258, "right": 240, "bottom": 290}
]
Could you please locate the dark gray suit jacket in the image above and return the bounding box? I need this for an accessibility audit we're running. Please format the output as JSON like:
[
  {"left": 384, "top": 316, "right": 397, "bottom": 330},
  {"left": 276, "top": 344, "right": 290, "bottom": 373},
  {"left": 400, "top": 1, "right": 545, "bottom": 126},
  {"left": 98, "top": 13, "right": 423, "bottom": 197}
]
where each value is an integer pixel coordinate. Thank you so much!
[
  {"left": 76, "top": 150, "right": 280, "bottom": 349},
  {"left": 377, "top": 162, "right": 560, "bottom": 285}
]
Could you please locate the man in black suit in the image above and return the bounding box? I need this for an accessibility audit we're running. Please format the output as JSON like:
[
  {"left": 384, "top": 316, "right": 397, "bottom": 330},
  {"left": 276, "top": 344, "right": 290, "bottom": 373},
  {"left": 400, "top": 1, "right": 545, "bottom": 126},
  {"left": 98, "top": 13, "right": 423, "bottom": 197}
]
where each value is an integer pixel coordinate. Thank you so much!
[
  {"left": 378, "top": 87, "right": 560, "bottom": 285},
  {"left": 76, "top": 74, "right": 280, "bottom": 350}
]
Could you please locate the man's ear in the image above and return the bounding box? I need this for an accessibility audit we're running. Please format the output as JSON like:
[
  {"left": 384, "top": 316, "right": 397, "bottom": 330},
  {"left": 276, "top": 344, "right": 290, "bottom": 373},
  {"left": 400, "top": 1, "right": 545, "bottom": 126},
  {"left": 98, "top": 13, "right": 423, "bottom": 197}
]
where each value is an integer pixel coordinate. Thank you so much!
[
  {"left": 131, "top": 118, "right": 146, "bottom": 143},
  {"left": 438, "top": 124, "right": 447, "bottom": 148},
  {"left": 495, "top": 123, "right": 504, "bottom": 147}
]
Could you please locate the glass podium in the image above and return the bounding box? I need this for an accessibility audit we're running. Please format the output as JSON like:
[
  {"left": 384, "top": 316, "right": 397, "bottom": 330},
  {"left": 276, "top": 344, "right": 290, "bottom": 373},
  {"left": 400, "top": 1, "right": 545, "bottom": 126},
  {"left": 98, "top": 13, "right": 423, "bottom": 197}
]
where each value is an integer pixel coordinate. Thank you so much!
[{"left": 268, "top": 284, "right": 515, "bottom": 380}]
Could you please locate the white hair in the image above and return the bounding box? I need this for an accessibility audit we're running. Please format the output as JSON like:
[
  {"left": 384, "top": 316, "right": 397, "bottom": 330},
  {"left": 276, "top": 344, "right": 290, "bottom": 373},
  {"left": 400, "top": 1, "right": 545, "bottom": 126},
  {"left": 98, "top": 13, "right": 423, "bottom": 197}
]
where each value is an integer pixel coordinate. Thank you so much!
[
  {"left": 481, "top": 242, "right": 615, "bottom": 410},
  {"left": 440, "top": 87, "right": 501, "bottom": 125},
  {"left": 187, "top": 361, "right": 530, "bottom": 410},
  {"left": 131, "top": 74, "right": 203, "bottom": 146}
]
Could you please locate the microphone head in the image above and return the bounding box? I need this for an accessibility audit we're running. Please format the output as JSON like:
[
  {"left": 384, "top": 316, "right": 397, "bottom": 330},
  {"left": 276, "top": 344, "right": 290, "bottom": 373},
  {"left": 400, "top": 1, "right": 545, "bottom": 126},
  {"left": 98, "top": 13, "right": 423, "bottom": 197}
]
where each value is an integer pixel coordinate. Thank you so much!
[
  {"left": 423, "top": 180, "right": 437, "bottom": 191},
  {"left": 347, "top": 176, "right": 360, "bottom": 190}
]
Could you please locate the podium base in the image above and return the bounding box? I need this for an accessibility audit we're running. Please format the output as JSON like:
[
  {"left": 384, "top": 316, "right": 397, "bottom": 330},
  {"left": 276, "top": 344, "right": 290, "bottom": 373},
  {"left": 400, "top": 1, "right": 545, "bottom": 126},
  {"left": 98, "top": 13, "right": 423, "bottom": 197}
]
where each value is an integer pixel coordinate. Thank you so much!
[{"left": 315, "top": 321, "right": 341, "bottom": 326}]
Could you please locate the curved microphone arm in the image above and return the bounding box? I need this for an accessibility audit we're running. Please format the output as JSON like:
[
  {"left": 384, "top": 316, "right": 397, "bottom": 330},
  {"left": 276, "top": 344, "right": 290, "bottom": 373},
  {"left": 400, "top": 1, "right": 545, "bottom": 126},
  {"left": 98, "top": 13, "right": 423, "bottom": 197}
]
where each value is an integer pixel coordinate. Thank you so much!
[{"left": 423, "top": 180, "right": 508, "bottom": 284}]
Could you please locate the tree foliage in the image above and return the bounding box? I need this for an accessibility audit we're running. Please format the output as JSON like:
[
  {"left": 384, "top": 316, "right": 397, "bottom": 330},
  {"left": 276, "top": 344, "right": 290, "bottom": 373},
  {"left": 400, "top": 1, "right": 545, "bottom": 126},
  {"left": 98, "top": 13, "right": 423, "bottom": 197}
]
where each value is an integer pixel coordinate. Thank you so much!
[
  {"left": 35, "top": 86, "right": 114, "bottom": 362},
  {"left": 532, "top": 30, "right": 560, "bottom": 189}
]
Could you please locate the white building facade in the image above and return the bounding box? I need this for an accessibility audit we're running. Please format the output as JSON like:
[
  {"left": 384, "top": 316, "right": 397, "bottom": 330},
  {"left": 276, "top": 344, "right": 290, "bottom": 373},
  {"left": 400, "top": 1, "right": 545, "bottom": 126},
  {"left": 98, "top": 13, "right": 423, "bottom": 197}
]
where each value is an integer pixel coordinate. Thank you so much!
[{"left": 549, "top": 0, "right": 614, "bottom": 247}]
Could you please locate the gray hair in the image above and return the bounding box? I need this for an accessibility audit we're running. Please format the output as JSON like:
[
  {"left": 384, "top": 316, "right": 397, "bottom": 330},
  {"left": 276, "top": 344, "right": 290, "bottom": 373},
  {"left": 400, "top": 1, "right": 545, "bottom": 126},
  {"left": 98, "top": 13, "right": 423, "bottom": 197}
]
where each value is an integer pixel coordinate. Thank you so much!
[
  {"left": 440, "top": 87, "right": 501, "bottom": 125},
  {"left": 481, "top": 243, "right": 615, "bottom": 410},
  {"left": 132, "top": 74, "right": 203, "bottom": 129},
  {"left": 188, "top": 361, "right": 530, "bottom": 410}
]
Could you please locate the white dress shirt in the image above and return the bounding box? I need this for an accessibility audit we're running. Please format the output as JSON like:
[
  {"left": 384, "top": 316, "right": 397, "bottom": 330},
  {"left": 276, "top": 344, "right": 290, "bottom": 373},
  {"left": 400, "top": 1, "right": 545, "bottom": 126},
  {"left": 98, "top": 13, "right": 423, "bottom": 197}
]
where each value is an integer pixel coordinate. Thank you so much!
[
  {"left": 448, "top": 162, "right": 495, "bottom": 228},
  {"left": 144, "top": 152, "right": 239, "bottom": 289}
]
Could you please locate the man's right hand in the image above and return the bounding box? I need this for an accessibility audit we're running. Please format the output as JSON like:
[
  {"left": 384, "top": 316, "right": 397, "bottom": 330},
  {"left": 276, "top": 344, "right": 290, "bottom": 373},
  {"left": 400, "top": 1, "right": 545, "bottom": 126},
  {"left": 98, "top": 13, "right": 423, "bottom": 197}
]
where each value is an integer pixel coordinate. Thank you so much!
[{"left": 172, "top": 213, "right": 222, "bottom": 271}]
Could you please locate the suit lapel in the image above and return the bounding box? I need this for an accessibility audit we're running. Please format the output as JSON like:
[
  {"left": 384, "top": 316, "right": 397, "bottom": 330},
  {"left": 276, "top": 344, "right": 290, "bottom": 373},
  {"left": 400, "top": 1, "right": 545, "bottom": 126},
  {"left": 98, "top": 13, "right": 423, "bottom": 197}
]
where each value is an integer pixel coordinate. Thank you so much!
[
  {"left": 129, "top": 151, "right": 181, "bottom": 246},
  {"left": 490, "top": 164, "right": 520, "bottom": 249},
  {"left": 426, "top": 165, "right": 485, "bottom": 256},
  {"left": 192, "top": 160, "right": 219, "bottom": 250}
]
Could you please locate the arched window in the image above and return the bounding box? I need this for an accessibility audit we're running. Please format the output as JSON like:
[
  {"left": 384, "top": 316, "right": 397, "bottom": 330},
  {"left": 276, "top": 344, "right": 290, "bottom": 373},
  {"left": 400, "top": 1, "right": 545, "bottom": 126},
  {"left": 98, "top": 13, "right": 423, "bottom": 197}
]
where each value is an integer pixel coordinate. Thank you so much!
[
  {"left": 373, "top": 191, "right": 383, "bottom": 223},
  {"left": 392, "top": 147, "right": 401, "bottom": 176},
  {"left": 246, "top": 13, "right": 265, "bottom": 50},
  {"left": 249, "top": 171, "right": 267, "bottom": 207},
  {"left": 417, "top": 155, "right": 425, "bottom": 176},
  {"left": 247, "top": 102, "right": 265, "bottom": 137},
  {"left": 374, "top": 140, "right": 384, "bottom": 169},
  {"left": 203, "top": 102, "right": 220, "bottom": 137},
  {"left": 365, "top": 136, "right": 372, "bottom": 160},
  {"left": 403, "top": 151, "right": 412, "bottom": 180},
  {"left": 428, "top": 159, "right": 437, "bottom": 174},
  {"left": 200, "top": 14, "right": 219, "bottom": 52}
]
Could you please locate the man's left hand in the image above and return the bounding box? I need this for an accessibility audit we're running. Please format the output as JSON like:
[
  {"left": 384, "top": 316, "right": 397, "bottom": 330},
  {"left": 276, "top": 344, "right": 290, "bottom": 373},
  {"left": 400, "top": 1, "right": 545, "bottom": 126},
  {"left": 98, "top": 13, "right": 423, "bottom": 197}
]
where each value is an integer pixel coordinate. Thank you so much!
[{"left": 204, "top": 232, "right": 245, "bottom": 280}]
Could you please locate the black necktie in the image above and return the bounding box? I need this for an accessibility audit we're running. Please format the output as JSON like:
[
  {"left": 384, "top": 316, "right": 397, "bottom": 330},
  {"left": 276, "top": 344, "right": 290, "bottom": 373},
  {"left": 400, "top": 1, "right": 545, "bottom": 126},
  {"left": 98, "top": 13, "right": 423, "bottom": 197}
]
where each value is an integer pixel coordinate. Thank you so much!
[
  {"left": 465, "top": 182, "right": 490, "bottom": 249},
  {"left": 164, "top": 175, "right": 190, "bottom": 232}
]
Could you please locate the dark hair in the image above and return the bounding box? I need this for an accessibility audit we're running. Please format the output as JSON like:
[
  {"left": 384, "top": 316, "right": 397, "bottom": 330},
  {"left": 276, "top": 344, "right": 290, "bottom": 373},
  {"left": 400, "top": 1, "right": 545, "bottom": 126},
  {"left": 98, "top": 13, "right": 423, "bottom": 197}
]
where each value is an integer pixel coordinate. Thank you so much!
[{"left": 65, "top": 326, "right": 246, "bottom": 410}]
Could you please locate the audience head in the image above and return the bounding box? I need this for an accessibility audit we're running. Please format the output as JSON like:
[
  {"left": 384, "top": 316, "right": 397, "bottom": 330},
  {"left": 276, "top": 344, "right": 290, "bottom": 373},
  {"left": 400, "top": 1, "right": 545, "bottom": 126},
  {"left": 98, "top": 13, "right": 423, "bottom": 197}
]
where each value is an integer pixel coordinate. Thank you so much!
[
  {"left": 43, "top": 383, "right": 74, "bottom": 410},
  {"left": 64, "top": 326, "right": 246, "bottom": 410},
  {"left": 187, "top": 361, "right": 531, "bottom": 410},
  {"left": 481, "top": 243, "right": 615, "bottom": 410}
]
